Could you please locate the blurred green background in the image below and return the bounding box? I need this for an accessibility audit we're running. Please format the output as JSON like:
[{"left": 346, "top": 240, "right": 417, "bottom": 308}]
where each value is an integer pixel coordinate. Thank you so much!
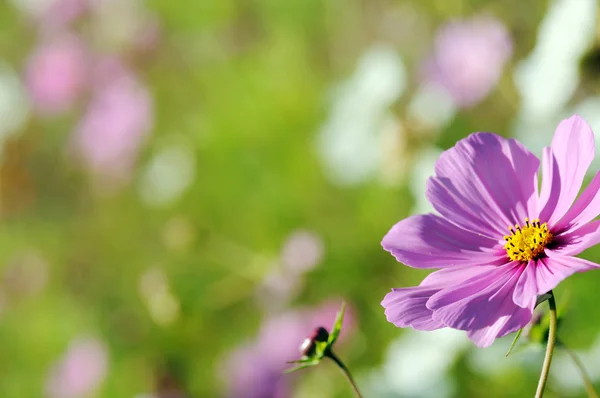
[{"left": 1, "top": 0, "right": 600, "bottom": 397}]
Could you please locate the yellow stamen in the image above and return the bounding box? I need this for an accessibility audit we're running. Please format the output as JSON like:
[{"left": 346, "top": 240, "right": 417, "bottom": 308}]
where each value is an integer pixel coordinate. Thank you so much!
[{"left": 504, "top": 218, "right": 552, "bottom": 262}]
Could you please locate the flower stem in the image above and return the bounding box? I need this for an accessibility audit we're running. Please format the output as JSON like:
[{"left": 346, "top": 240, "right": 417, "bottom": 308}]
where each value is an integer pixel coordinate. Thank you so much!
[
  {"left": 327, "top": 351, "right": 363, "bottom": 398},
  {"left": 563, "top": 345, "right": 599, "bottom": 398},
  {"left": 535, "top": 290, "right": 557, "bottom": 398}
]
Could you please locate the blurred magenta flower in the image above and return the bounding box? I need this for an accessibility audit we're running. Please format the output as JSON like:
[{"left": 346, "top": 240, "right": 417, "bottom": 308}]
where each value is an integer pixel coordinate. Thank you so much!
[
  {"left": 45, "top": 337, "right": 108, "bottom": 398},
  {"left": 25, "top": 34, "right": 88, "bottom": 115},
  {"left": 423, "top": 16, "right": 512, "bottom": 108},
  {"left": 382, "top": 115, "right": 600, "bottom": 347},
  {"left": 221, "top": 301, "right": 354, "bottom": 398},
  {"left": 71, "top": 59, "right": 153, "bottom": 181}
]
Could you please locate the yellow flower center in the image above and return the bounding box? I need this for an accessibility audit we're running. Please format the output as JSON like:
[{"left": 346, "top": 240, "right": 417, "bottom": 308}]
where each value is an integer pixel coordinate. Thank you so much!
[{"left": 504, "top": 218, "right": 553, "bottom": 262}]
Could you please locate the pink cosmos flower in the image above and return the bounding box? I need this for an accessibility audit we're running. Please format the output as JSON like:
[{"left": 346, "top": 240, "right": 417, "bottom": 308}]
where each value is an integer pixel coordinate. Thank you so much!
[{"left": 382, "top": 115, "right": 600, "bottom": 347}]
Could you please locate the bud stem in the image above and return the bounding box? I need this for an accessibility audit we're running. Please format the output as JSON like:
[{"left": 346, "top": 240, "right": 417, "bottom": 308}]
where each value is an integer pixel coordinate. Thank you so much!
[
  {"left": 535, "top": 290, "right": 557, "bottom": 398},
  {"left": 327, "top": 350, "right": 363, "bottom": 398}
]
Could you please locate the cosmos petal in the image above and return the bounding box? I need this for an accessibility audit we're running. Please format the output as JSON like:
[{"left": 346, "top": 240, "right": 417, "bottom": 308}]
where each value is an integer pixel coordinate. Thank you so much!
[
  {"left": 427, "top": 262, "right": 534, "bottom": 331},
  {"left": 534, "top": 251, "right": 600, "bottom": 295},
  {"left": 513, "top": 260, "right": 537, "bottom": 308},
  {"left": 426, "top": 132, "right": 539, "bottom": 237},
  {"left": 554, "top": 171, "right": 600, "bottom": 233},
  {"left": 382, "top": 287, "right": 445, "bottom": 331},
  {"left": 466, "top": 303, "right": 533, "bottom": 348},
  {"left": 381, "top": 213, "right": 503, "bottom": 269},
  {"left": 382, "top": 266, "right": 494, "bottom": 331},
  {"left": 539, "top": 115, "right": 595, "bottom": 224},
  {"left": 551, "top": 220, "right": 600, "bottom": 256}
]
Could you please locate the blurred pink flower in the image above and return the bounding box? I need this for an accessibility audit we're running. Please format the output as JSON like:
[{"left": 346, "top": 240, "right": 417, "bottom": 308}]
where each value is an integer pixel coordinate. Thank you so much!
[
  {"left": 280, "top": 230, "right": 324, "bottom": 274},
  {"left": 223, "top": 345, "right": 288, "bottom": 398},
  {"left": 12, "top": 0, "right": 88, "bottom": 32},
  {"left": 221, "top": 301, "right": 355, "bottom": 398},
  {"left": 41, "top": 0, "right": 88, "bottom": 30},
  {"left": 46, "top": 337, "right": 108, "bottom": 398},
  {"left": 423, "top": 16, "right": 512, "bottom": 108},
  {"left": 25, "top": 34, "right": 88, "bottom": 115},
  {"left": 71, "top": 59, "right": 153, "bottom": 180}
]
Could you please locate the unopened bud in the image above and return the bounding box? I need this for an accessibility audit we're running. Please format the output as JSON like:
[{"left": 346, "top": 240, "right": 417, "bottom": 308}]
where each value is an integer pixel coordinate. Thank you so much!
[{"left": 299, "top": 326, "right": 329, "bottom": 357}]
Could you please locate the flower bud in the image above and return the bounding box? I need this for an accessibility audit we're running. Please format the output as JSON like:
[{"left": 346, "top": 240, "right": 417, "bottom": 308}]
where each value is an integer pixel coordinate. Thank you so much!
[{"left": 299, "top": 326, "right": 329, "bottom": 357}]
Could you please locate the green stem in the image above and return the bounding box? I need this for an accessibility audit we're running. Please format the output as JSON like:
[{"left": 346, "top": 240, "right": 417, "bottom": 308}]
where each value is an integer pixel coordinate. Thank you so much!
[
  {"left": 535, "top": 290, "right": 557, "bottom": 398},
  {"left": 327, "top": 351, "right": 363, "bottom": 398},
  {"left": 563, "top": 345, "right": 599, "bottom": 398}
]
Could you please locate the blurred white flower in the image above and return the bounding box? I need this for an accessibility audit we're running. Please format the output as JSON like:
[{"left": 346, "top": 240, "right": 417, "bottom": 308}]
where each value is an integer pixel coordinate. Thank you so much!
[
  {"left": 468, "top": 335, "right": 542, "bottom": 376},
  {"left": 9, "top": 0, "right": 55, "bottom": 16},
  {"left": 362, "top": 328, "right": 468, "bottom": 398},
  {"left": 552, "top": 335, "right": 600, "bottom": 394},
  {"left": 513, "top": 96, "right": 600, "bottom": 177},
  {"left": 572, "top": 97, "right": 600, "bottom": 173},
  {"left": 88, "top": 0, "right": 158, "bottom": 53},
  {"left": 45, "top": 337, "right": 108, "bottom": 398},
  {"left": 514, "top": 0, "right": 597, "bottom": 120},
  {"left": 317, "top": 44, "right": 406, "bottom": 186},
  {"left": 138, "top": 145, "right": 196, "bottom": 207},
  {"left": 409, "top": 146, "right": 442, "bottom": 215},
  {"left": 0, "top": 62, "right": 30, "bottom": 153},
  {"left": 379, "top": 116, "right": 409, "bottom": 186},
  {"left": 512, "top": 115, "right": 558, "bottom": 160},
  {"left": 407, "top": 82, "right": 457, "bottom": 131}
]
